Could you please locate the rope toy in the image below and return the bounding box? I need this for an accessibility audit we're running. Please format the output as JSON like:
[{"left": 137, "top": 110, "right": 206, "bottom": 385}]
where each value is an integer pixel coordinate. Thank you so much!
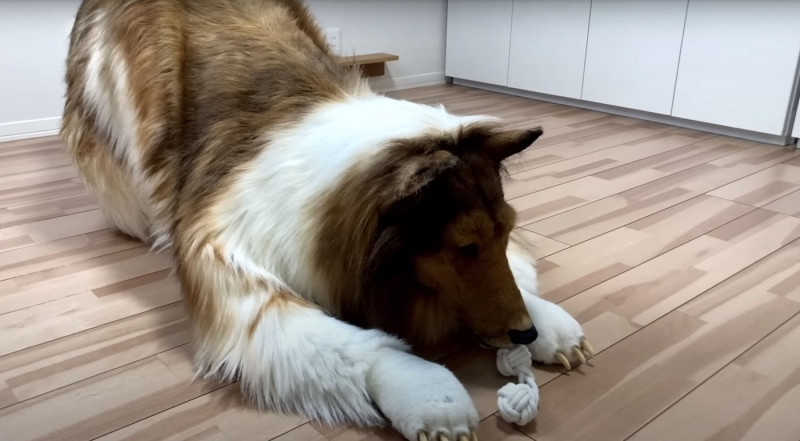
[{"left": 495, "top": 345, "right": 539, "bottom": 425}]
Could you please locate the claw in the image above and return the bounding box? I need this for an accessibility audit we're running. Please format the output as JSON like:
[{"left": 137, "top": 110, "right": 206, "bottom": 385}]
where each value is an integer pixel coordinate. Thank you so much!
[
  {"left": 555, "top": 352, "right": 571, "bottom": 370},
  {"left": 580, "top": 337, "right": 595, "bottom": 358},
  {"left": 439, "top": 435, "right": 450, "bottom": 441},
  {"left": 573, "top": 346, "right": 586, "bottom": 365},
  {"left": 459, "top": 436, "right": 470, "bottom": 441},
  {"left": 472, "top": 431, "right": 478, "bottom": 441},
  {"left": 418, "top": 433, "right": 428, "bottom": 441}
]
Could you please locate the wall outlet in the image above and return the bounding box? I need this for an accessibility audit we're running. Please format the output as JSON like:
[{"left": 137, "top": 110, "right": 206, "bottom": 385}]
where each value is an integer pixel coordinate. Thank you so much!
[{"left": 324, "top": 27, "right": 341, "bottom": 54}]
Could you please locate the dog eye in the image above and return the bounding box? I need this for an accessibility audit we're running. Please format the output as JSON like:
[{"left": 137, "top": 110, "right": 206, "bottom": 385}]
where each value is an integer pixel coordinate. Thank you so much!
[{"left": 458, "top": 244, "right": 479, "bottom": 258}]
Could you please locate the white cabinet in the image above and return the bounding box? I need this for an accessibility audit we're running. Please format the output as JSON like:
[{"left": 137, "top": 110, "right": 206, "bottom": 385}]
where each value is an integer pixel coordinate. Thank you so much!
[
  {"left": 444, "top": 0, "right": 513, "bottom": 85},
  {"left": 580, "top": 0, "right": 689, "bottom": 114},
  {"left": 671, "top": 0, "right": 800, "bottom": 136},
  {"left": 507, "top": 0, "right": 591, "bottom": 99},
  {"left": 444, "top": 0, "right": 800, "bottom": 141}
]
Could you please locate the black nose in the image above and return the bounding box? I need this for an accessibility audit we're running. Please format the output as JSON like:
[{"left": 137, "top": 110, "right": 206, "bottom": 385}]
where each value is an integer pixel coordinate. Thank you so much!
[{"left": 508, "top": 326, "right": 538, "bottom": 345}]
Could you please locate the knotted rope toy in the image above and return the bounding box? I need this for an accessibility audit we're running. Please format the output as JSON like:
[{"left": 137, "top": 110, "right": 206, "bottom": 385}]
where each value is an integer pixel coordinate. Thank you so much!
[
  {"left": 495, "top": 345, "right": 539, "bottom": 425},
  {"left": 495, "top": 339, "right": 594, "bottom": 425}
]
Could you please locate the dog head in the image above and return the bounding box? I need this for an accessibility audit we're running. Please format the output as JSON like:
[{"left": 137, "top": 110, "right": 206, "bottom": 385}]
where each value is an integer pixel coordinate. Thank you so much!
[{"left": 369, "top": 124, "right": 543, "bottom": 348}]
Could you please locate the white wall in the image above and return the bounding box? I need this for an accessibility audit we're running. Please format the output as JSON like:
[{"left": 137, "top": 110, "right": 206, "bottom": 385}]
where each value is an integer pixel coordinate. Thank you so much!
[
  {"left": 0, "top": 0, "right": 81, "bottom": 139},
  {"left": 0, "top": 0, "right": 447, "bottom": 141},
  {"left": 306, "top": 0, "right": 448, "bottom": 91}
]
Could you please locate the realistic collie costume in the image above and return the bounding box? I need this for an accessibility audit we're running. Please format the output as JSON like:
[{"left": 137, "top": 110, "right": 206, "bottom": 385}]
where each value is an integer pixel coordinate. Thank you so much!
[{"left": 62, "top": 1, "right": 591, "bottom": 439}]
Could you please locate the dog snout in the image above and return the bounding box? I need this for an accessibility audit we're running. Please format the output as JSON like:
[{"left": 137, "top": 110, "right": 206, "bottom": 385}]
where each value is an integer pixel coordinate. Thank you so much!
[{"left": 508, "top": 326, "right": 538, "bottom": 345}]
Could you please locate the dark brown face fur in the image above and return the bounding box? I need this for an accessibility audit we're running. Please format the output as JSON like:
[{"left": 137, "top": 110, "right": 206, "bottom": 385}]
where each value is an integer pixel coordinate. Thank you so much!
[{"left": 315, "top": 124, "right": 543, "bottom": 348}]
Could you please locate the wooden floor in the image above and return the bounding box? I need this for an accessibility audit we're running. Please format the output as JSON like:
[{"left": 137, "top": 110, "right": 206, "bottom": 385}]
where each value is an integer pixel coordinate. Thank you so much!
[{"left": 1, "top": 84, "right": 799, "bottom": 441}]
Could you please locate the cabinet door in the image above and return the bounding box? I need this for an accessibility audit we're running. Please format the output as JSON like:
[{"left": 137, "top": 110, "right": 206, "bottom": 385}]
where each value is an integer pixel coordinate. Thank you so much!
[
  {"left": 581, "top": 0, "right": 688, "bottom": 114},
  {"left": 672, "top": 0, "right": 800, "bottom": 135},
  {"left": 507, "top": 0, "right": 591, "bottom": 99},
  {"left": 445, "top": 0, "right": 513, "bottom": 85}
]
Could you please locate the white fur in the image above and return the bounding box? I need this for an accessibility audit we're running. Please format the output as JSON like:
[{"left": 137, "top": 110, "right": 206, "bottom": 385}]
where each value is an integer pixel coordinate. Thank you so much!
[
  {"left": 84, "top": 29, "right": 140, "bottom": 171},
  {"left": 507, "top": 243, "right": 586, "bottom": 365},
  {"left": 214, "top": 293, "right": 405, "bottom": 426},
  {"left": 367, "top": 348, "right": 478, "bottom": 440},
  {"left": 190, "top": 276, "right": 477, "bottom": 435},
  {"left": 523, "top": 294, "right": 585, "bottom": 365},
  {"left": 80, "top": 11, "right": 159, "bottom": 242},
  {"left": 211, "top": 95, "right": 495, "bottom": 305}
]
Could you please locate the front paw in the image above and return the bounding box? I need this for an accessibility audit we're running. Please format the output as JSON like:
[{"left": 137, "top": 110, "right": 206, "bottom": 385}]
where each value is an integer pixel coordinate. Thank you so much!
[
  {"left": 524, "top": 296, "right": 594, "bottom": 370},
  {"left": 368, "top": 351, "right": 478, "bottom": 441},
  {"left": 402, "top": 393, "right": 478, "bottom": 441}
]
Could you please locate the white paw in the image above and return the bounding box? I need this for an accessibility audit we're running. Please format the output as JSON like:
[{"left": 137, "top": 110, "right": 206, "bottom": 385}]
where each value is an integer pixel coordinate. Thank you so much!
[
  {"left": 367, "top": 351, "right": 478, "bottom": 441},
  {"left": 395, "top": 390, "right": 478, "bottom": 441},
  {"left": 523, "top": 295, "right": 594, "bottom": 370}
]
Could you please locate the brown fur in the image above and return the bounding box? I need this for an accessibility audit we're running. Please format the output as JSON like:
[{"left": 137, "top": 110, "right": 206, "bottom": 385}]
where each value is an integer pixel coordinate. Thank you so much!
[
  {"left": 315, "top": 124, "right": 541, "bottom": 347},
  {"left": 62, "top": 0, "right": 364, "bottom": 339}
]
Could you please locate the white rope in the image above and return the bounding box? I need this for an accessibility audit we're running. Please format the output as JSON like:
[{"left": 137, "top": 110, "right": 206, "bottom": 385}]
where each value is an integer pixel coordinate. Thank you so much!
[{"left": 496, "top": 345, "right": 539, "bottom": 425}]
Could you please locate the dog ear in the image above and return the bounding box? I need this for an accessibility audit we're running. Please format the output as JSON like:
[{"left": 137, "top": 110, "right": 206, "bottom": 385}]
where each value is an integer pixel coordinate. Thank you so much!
[
  {"left": 389, "top": 149, "right": 458, "bottom": 200},
  {"left": 483, "top": 127, "right": 543, "bottom": 162}
]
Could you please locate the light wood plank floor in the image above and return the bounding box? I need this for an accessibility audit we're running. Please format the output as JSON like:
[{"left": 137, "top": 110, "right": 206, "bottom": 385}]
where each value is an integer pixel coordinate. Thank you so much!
[{"left": 1, "top": 84, "right": 799, "bottom": 441}]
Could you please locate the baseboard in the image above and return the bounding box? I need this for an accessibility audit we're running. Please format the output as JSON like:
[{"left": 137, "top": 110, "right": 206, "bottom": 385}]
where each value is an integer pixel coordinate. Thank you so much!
[
  {"left": 370, "top": 72, "right": 446, "bottom": 93},
  {"left": 0, "top": 116, "right": 61, "bottom": 140},
  {"left": 0, "top": 129, "right": 60, "bottom": 143},
  {"left": 452, "top": 78, "right": 795, "bottom": 147}
]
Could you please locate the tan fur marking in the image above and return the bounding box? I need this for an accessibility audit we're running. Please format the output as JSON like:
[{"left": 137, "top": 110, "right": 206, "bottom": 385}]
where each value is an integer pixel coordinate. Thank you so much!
[{"left": 247, "top": 291, "right": 312, "bottom": 339}]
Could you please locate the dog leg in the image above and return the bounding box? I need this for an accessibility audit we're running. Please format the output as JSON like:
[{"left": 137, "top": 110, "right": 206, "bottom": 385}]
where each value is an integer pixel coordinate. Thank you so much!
[
  {"left": 188, "top": 278, "right": 478, "bottom": 440},
  {"left": 520, "top": 293, "right": 593, "bottom": 370},
  {"left": 367, "top": 346, "right": 479, "bottom": 441},
  {"left": 506, "top": 238, "right": 594, "bottom": 370}
]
